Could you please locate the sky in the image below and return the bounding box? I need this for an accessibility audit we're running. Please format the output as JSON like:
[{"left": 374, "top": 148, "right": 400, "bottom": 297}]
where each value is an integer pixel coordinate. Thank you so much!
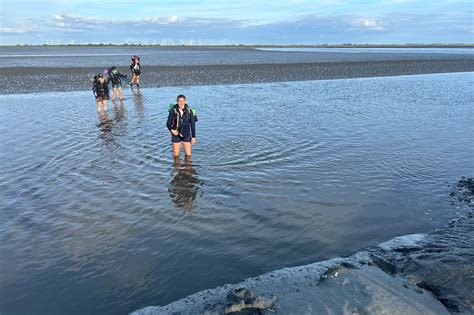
[{"left": 0, "top": 0, "right": 473, "bottom": 45}]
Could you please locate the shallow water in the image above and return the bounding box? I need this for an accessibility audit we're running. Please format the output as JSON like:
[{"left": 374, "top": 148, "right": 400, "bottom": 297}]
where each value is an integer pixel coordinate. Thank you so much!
[
  {"left": 0, "top": 46, "right": 472, "bottom": 68},
  {"left": 259, "top": 47, "right": 474, "bottom": 54},
  {"left": 0, "top": 72, "right": 473, "bottom": 314}
]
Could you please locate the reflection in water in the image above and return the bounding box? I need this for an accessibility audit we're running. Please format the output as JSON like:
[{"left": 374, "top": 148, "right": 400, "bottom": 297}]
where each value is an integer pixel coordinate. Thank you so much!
[
  {"left": 97, "top": 111, "right": 111, "bottom": 132},
  {"left": 168, "top": 156, "right": 202, "bottom": 211},
  {"left": 97, "top": 111, "right": 115, "bottom": 149},
  {"left": 97, "top": 100, "right": 127, "bottom": 149},
  {"left": 134, "top": 94, "right": 144, "bottom": 122},
  {"left": 112, "top": 100, "right": 128, "bottom": 137},
  {"left": 113, "top": 100, "right": 125, "bottom": 123}
]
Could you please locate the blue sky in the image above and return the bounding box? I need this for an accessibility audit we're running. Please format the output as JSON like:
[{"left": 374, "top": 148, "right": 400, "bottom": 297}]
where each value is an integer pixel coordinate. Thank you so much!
[{"left": 1, "top": 0, "right": 473, "bottom": 45}]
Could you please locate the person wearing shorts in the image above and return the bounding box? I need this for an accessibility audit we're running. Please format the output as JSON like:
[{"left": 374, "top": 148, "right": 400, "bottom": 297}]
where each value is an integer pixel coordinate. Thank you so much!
[
  {"left": 130, "top": 56, "right": 141, "bottom": 95},
  {"left": 108, "top": 66, "right": 127, "bottom": 101},
  {"left": 166, "top": 95, "right": 197, "bottom": 157},
  {"left": 92, "top": 73, "right": 110, "bottom": 114}
]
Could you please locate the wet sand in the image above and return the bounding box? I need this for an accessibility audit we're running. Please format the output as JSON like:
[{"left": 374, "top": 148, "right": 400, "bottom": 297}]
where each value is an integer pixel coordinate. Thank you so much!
[
  {"left": 133, "top": 178, "right": 474, "bottom": 315},
  {"left": 1, "top": 58, "right": 473, "bottom": 94}
]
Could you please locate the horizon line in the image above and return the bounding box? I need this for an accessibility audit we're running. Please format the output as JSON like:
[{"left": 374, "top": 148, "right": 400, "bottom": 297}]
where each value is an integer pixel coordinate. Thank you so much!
[{"left": 1, "top": 43, "right": 474, "bottom": 48}]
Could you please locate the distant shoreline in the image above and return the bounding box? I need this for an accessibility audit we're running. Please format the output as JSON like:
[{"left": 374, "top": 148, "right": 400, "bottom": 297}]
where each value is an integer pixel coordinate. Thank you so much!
[{"left": 1, "top": 44, "right": 473, "bottom": 49}]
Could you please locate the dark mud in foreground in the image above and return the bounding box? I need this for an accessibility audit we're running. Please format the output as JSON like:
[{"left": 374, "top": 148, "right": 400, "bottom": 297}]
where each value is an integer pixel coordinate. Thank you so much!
[
  {"left": 368, "top": 177, "right": 474, "bottom": 314},
  {"left": 1, "top": 58, "right": 474, "bottom": 94}
]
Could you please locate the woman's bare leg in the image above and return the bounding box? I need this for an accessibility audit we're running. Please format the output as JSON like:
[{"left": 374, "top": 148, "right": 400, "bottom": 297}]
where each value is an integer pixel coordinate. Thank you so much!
[
  {"left": 172, "top": 142, "right": 182, "bottom": 157},
  {"left": 136, "top": 76, "right": 141, "bottom": 95},
  {"left": 173, "top": 155, "right": 181, "bottom": 169},
  {"left": 183, "top": 142, "right": 192, "bottom": 157},
  {"left": 118, "top": 87, "right": 123, "bottom": 100},
  {"left": 112, "top": 88, "right": 117, "bottom": 101},
  {"left": 130, "top": 75, "right": 136, "bottom": 89}
]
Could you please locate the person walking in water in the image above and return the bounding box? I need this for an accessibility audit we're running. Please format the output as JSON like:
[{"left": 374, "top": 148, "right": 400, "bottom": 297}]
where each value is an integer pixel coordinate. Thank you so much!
[
  {"left": 108, "top": 66, "right": 127, "bottom": 101},
  {"left": 130, "top": 55, "right": 141, "bottom": 95},
  {"left": 92, "top": 73, "right": 110, "bottom": 114},
  {"left": 167, "top": 95, "right": 197, "bottom": 157}
]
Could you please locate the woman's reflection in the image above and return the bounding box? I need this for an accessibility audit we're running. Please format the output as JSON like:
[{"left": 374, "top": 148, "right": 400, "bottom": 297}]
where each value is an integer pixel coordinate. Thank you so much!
[
  {"left": 98, "top": 111, "right": 111, "bottom": 132},
  {"left": 134, "top": 94, "right": 144, "bottom": 122},
  {"left": 113, "top": 99, "right": 125, "bottom": 123},
  {"left": 168, "top": 156, "right": 202, "bottom": 211}
]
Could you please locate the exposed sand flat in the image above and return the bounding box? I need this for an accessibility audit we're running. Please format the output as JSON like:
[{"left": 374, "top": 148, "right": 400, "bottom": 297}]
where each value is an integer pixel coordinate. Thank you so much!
[{"left": 1, "top": 58, "right": 473, "bottom": 94}]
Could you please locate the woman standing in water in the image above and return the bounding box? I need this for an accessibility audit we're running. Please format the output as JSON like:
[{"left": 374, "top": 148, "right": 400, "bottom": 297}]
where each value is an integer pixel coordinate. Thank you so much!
[
  {"left": 130, "top": 55, "right": 141, "bottom": 95},
  {"left": 92, "top": 73, "right": 109, "bottom": 114},
  {"left": 108, "top": 66, "right": 127, "bottom": 101},
  {"left": 167, "top": 95, "right": 197, "bottom": 157}
]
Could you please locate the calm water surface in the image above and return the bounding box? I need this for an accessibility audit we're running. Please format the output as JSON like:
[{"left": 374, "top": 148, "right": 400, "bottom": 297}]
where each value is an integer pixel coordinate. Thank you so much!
[
  {"left": 0, "top": 46, "right": 472, "bottom": 68},
  {"left": 0, "top": 72, "right": 473, "bottom": 314}
]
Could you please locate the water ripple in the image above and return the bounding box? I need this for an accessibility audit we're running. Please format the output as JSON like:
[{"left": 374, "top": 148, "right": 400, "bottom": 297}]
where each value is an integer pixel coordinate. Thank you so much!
[{"left": 0, "top": 72, "right": 473, "bottom": 315}]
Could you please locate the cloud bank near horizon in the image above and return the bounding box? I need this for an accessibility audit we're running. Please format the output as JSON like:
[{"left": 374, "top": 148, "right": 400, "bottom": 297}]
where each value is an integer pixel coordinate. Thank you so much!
[{"left": 1, "top": 1, "right": 472, "bottom": 45}]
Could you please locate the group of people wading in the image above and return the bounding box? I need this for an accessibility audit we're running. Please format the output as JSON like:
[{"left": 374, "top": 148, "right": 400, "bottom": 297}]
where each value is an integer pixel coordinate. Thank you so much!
[{"left": 92, "top": 55, "right": 197, "bottom": 157}]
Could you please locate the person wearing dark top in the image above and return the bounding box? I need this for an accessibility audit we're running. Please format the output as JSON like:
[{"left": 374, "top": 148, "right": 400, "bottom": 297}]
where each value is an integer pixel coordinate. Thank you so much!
[
  {"left": 108, "top": 66, "right": 127, "bottom": 101},
  {"left": 130, "top": 56, "right": 141, "bottom": 95},
  {"left": 92, "top": 73, "right": 109, "bottom": 113},
  {"left": 166, "top": 95, "right": 197, "bottom": 157}
]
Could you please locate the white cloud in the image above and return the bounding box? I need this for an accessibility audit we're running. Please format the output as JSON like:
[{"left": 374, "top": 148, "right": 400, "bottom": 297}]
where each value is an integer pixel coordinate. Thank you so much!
[
  {"left": 1, "top": 9, "right": 472, "bottom": 45},
  {"left": 53, "top": 12, "right": 102, "bottom": 25},
  {"left": 0, "top": 27, "right": 26, "bottom": 33},
  {"left": 351, "top": 18, "right": 386, "bottom": 31},
  {"left": 141, "top": 16, "right": 183, "bottom": 25}
]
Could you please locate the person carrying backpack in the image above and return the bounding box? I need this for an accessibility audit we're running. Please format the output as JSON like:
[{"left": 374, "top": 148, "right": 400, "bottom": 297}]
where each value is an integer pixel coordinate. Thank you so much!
[
  {"left": 92, "top": 73, "right": 110, "bottom": 114},
  {"left": 166, "top": 95, "right": 197, "bottom": 157}
]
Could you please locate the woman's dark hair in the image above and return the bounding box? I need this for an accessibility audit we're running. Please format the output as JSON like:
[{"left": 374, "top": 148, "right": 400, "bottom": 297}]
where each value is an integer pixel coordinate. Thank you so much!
[{"left": 177, "top": 95, "right": 186, "bottom": 101}]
